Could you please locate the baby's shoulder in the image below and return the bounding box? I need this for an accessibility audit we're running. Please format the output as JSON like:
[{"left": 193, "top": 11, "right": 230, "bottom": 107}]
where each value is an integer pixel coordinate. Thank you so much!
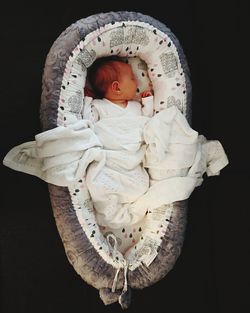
[{"left": 91, "top": 98, "right": 114, "bottom": 119}]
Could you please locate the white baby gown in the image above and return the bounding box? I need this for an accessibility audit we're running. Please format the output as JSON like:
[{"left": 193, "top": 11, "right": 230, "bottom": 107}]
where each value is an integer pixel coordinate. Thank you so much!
[{"left": 83, "top": 97, "right": 154, "bottom": 227}]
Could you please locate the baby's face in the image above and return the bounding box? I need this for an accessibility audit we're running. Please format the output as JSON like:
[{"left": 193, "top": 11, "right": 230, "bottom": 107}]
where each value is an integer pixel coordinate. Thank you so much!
[{"left": 118, "top": 63, "right": 138, "bottom": 100}]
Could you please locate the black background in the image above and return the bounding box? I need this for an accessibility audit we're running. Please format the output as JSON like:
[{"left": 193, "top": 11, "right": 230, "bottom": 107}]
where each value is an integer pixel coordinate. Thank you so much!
[{"left": 1, "top": 1, "right": 249, "bottom": 312}]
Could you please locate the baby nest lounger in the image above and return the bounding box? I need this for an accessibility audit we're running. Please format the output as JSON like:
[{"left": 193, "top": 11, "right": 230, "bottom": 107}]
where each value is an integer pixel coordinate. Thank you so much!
[{"left": 40, "top": 11, "right": 192, "bottom": 309}]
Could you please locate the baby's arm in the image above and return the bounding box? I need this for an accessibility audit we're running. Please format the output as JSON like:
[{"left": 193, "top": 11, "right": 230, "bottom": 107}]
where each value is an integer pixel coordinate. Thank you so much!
[{"left": 141, "top": 91, "right": 154, "bottom": 117}]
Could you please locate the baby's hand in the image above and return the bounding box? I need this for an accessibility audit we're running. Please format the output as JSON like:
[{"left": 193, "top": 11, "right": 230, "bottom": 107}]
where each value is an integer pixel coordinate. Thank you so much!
[{"left": 141, "top": 90, "right": 153, "bottom": 98}]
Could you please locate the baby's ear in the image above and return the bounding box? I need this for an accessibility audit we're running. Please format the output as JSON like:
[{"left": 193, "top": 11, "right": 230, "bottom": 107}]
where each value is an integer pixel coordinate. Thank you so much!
[{"left": 111, "top": 81, "right": 120, "bottom": 93}]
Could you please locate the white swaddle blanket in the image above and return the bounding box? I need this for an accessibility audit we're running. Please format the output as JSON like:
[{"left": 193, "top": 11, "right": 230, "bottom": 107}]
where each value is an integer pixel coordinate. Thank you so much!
[{"left": 3, "top": 106, "right": 228, "bottom": 228}]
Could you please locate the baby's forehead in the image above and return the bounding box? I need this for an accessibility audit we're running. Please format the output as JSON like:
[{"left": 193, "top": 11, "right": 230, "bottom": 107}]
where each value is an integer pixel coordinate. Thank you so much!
[{"left": 118, "top": 61, "right": 133, "bottom": 73}]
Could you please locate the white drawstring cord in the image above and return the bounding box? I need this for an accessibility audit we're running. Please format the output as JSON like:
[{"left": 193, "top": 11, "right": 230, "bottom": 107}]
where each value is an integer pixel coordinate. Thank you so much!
[
  {"left": 111, "top": 267, "right": 120, "bottom": 292},
  {"left": 118, "top": 260, "right": 129, "bottom": 307},
  {"left": 106, "top": 233, "right": 118, "bottom": 258},
  {"left": 106, "top": 234, "right": 129, "bottom": 294},
  {"left": 122, "top": 260, "right": 128, "bottom": 294}
]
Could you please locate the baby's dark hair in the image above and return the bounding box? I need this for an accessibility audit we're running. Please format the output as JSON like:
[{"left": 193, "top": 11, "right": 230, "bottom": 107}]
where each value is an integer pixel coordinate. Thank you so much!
[{"left": 88, "top": 56, "right": 127, "bottom": 98}]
